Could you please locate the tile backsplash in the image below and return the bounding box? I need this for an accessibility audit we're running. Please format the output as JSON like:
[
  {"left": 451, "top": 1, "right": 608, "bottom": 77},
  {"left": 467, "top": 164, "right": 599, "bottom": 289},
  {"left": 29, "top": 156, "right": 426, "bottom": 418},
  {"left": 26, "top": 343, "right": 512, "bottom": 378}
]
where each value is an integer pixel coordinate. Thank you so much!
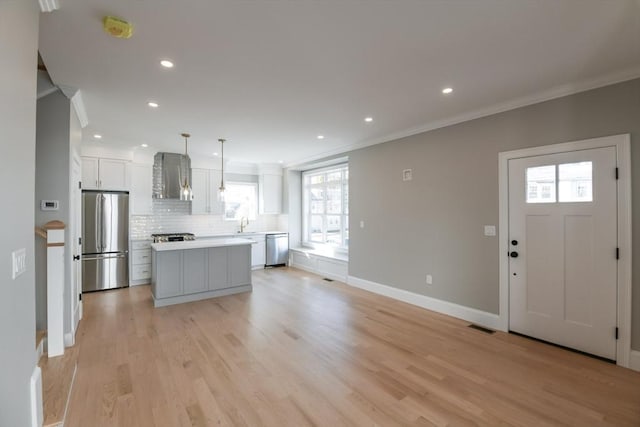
[{"left": 130, "top": 200, "right": 281, "bottom": 240}]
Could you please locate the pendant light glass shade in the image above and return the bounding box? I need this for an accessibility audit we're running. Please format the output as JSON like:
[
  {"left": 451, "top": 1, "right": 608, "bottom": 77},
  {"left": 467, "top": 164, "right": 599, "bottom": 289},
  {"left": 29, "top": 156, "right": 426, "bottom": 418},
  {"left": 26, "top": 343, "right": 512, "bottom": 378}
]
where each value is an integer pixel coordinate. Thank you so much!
[
  {"left": 180, "top": 133, "right": 193, "bottom": 201},
  {"left": 218, "top": 138, "right": 226, "bottom": 202}
]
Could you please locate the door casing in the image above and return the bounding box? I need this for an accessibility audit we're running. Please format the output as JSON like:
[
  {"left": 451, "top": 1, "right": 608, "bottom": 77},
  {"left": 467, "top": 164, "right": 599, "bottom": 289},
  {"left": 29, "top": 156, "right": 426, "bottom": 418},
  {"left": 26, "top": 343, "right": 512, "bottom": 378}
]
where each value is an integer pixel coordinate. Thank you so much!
[{"left": 498, "top": 134, "right": 632, "bottom": 368}]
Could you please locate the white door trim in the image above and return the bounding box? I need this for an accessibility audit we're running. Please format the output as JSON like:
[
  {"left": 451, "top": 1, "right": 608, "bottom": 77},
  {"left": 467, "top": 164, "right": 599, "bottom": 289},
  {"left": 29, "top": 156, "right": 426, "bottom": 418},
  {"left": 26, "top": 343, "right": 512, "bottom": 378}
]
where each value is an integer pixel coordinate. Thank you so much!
[{"left": 498, "top": 134, "right": 632, "bottom": 368}]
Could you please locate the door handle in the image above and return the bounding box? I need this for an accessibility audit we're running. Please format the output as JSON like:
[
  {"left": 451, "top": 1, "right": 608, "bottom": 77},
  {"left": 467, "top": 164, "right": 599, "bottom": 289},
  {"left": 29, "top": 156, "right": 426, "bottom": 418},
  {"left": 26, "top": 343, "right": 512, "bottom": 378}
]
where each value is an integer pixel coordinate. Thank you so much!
[
  {"left": 510, "top": 251, "right": 519, "bottom": 258},
  {"left": 95, "top": 195, "right": 101, "bottom": 251},
  {"left": 101, "top": 194, "right": 107, "bottom": 251},
  {"left": 73, "top": 255, "right": 80, "bottom": 261}
]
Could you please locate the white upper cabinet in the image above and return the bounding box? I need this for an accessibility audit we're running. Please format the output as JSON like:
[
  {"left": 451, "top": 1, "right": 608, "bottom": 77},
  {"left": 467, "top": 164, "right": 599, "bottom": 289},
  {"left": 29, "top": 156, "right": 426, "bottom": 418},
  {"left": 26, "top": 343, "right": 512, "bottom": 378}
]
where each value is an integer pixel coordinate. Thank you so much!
[
  {"left": 99, "top": 159, "right": 128, "bottom": 190},
  {"left": 130, "top": 164, "right": 153, "bottom": 215},
  {"left": 191, "top": 168, "right": 224, "bottom": 215},
  {"left": 191, "top": 168, "right": 209, "bottom": 215},
  {"left": 208, "top": 169, "right": 224, "bottom": 215},
  {"left": 259, "top": 174, "right": 282, "bottom": 214},
  {"left": 82, "top": 157, "right": 129, "bottom": 191},
  {"left": 81, "top": 157, "right": 99, "bottom": 189}
]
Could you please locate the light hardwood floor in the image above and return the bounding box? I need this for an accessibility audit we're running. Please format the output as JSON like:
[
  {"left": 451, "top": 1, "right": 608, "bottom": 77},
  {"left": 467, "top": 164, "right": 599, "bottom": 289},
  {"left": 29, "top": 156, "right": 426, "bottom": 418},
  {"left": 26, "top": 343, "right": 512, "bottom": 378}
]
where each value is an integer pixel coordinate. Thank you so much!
[
  {"left": 65, "top": 268, "right": 640, "bottom": 426},
  {"left": 39, "top": 346, "right": 78, "bottom": 427}
]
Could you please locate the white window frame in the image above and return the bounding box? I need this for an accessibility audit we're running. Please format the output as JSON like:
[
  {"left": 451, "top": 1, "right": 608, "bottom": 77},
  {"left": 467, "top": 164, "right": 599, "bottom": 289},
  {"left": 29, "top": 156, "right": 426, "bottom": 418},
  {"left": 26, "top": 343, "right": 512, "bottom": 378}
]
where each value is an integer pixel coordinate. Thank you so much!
[
  {"left": 223, "top": 181, "right": 258, "bottom": 221},
  {"left": 302, "top": 163, "right": 349, "bottom": 252}
]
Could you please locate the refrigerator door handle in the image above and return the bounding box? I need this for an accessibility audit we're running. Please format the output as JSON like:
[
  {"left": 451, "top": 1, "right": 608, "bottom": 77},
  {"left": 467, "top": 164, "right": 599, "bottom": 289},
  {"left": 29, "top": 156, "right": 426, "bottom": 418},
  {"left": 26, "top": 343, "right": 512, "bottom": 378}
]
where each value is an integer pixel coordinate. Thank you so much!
[
  {"left": 101, "top": 194, "right": 107, "bottom": 252},
  {"left": 95, "top": 195, "right": 102, "bottom": 252},
  {"left": 82, "top": 253, "right": 127, "bottom": 261}
]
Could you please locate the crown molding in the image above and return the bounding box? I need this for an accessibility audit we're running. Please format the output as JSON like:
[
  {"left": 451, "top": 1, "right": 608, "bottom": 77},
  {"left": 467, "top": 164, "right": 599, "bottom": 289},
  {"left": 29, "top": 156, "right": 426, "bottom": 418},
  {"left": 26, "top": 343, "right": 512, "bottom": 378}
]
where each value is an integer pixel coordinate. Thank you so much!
[
  {"left": 70, "top": 90, "right": 89, "bottom": 128},
  {"left": 38, "top": 0, "right": 59, "bottom": 13},
  {"left": 285, "top": 66, "right": 640, "bottom": 168}
]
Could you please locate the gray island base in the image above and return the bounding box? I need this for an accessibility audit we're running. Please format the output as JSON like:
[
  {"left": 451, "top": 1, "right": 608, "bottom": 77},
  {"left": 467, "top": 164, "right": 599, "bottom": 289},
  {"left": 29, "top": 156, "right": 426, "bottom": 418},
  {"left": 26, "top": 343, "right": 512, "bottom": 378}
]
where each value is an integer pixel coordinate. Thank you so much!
[{"left": 151, "top": 238, "right": 253, "bottom": 307}]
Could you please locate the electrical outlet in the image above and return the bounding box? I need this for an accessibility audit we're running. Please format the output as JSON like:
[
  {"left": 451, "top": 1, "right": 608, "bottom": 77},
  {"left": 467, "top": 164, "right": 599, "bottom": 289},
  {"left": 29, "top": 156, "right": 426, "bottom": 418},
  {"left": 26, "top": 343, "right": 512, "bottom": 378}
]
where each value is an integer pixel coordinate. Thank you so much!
[
  {"left": 426, "top": 274, "right": 433, "bottom": 285},
  {"left": 12, "top": 248, "right": 26, "bottom": 279}
]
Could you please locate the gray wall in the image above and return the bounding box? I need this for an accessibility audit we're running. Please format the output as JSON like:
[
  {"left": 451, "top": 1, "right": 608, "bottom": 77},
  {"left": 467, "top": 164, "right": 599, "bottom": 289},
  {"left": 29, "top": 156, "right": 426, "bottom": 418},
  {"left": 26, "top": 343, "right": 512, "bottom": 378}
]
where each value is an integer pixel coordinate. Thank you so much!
[
  {"left": 35, "top": 90, "right": 71, "bottom": 331},
  {"left": 348, "top": 78, "right": 640, "bottom": 349},
  {"left": 0, "top": 1, "right": 39, "bottom": 426}
]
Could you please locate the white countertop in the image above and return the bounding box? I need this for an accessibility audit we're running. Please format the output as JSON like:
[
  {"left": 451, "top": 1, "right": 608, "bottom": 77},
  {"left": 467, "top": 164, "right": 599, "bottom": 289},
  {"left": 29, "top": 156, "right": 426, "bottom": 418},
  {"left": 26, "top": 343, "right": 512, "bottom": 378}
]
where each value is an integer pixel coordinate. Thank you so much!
[
  {"left": 197, "top": 230, "right": 288, "bottom": 239},
  {"left": 151, "top": 237, "right": 255, "bottom": 252}
]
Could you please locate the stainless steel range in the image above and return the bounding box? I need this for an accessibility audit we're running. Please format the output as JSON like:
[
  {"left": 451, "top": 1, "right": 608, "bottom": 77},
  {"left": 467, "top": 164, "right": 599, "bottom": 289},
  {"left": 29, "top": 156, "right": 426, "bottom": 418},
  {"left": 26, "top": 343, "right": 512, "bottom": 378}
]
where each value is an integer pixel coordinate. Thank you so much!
[{"left": 151, "top": 233, "right": 196, "bottom": 243}]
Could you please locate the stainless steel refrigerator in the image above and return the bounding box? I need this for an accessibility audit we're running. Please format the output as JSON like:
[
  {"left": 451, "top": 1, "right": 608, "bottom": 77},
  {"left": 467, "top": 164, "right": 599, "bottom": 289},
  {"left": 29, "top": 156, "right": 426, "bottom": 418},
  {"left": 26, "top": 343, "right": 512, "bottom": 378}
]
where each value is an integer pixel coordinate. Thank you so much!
[{"left": 82, "top": 191, "right": 129, "bottom": 292}]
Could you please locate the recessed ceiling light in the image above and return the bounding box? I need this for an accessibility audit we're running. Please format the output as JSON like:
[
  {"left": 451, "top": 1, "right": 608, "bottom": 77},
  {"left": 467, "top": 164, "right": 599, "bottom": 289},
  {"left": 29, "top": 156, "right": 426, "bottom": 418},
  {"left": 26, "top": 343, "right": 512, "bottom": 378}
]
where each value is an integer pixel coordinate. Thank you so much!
[
  {"left": 278, "top": 160, "right": 284, "bottom": 164},
  {"left": 213, "top": 152, "right": 219, "bottom": 156},
  {"left": 364, "top": 117, "right": 373, "bottom": 122},
  {"left": 93, "top": 134, "right": 102, "bottom": 139},
  {"left": 160, "top": 60, "right": 174, "bottom": 68},
  {"left": 141, "top": 143, "right": 148, "bottom": 148},
  {"left": 317, "top": 135, "right": 324, "bottom": 140},
  {"left": 147, "top": 101, "right": 159, "bottom": 108},
  {"left": 442, "top": 87, "right": 453, "bottom": 94}
]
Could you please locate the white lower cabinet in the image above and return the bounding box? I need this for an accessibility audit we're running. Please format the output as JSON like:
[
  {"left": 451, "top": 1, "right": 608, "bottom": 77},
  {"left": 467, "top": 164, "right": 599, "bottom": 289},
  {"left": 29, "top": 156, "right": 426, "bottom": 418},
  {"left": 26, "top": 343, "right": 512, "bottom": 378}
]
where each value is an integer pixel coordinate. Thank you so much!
[
  {"left": 130, "top": 240, "right": 152, "bottom": 285},
  {"left": 249, "top": 235, "right": 266, "bottom": 269},
  {"left": 290, "top": 249, "right": 348, "bottom": 282}
]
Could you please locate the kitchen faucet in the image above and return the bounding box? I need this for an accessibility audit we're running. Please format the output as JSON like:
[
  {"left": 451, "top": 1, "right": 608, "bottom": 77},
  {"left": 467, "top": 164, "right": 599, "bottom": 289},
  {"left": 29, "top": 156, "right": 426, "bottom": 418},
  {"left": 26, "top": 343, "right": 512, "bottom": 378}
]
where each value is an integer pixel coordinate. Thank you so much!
[{"left": 239, "top": 216, "right": 249, "bottom": 233}]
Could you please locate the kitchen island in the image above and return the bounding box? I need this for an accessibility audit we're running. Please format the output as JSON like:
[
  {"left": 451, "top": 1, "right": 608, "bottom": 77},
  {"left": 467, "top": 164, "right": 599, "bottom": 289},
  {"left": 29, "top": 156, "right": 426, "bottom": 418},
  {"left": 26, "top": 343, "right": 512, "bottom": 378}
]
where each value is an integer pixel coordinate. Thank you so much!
[{"left": 151, "top": 238, "right": 253, "bottom": 307}]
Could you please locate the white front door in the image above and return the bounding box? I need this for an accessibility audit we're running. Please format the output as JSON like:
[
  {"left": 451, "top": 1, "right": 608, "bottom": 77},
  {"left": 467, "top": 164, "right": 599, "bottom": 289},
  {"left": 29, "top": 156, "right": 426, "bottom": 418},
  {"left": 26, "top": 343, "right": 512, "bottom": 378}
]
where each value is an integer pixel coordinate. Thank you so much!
[{"left": 508, "top": 146, "right": 618, "bottom": 360}]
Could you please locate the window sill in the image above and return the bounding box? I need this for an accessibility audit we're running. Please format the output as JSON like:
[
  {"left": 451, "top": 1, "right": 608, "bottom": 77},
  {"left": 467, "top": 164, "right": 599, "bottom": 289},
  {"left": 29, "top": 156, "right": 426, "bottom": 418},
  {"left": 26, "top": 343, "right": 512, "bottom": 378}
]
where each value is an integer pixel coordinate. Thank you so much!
[{"left": 291, "top": 246, "right": 349, "bottom": 262}]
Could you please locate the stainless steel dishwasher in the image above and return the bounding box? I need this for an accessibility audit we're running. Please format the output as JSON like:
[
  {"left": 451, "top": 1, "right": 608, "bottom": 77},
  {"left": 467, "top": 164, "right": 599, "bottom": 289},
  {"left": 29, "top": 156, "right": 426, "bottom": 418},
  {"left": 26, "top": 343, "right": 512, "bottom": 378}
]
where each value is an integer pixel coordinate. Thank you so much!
[{"left": 265, "top": 233, "right": 289, "bottom": 267}]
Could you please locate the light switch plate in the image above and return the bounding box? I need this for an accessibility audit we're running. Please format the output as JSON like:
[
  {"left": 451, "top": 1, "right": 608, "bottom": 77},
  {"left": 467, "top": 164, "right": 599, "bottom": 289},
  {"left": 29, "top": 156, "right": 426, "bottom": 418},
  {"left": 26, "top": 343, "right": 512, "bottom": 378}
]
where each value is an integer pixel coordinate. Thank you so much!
[
  {"left": 402, "top": 169, "right": 413, "bottom": 181},
  {"left": 12, "top": 248, "right": 26, "bottom": 279},
  {"left": 484, "top": 225, "right": 496, "bottom": 237},
  {"left": 359, "top": 220, "right": 365, "bottom": 228}
]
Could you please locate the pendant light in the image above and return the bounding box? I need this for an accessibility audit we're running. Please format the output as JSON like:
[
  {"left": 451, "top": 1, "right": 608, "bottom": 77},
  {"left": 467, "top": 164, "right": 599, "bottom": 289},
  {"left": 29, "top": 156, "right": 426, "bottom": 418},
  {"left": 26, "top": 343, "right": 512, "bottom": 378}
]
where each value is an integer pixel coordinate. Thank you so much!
[
  {"left": 180, "top": 133, "right": 193, "bottom": 201},
  {"left": 218, "top": 138, "right": 226, "bottom": 202}
]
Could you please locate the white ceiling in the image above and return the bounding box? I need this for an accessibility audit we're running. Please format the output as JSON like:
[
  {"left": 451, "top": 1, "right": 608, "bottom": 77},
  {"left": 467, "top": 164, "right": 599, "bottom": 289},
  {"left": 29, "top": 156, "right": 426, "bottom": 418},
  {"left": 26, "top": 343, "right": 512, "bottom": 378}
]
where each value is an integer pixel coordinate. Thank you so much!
[{"left": 39, "top": 0, "right": 640, "bottom": 166}]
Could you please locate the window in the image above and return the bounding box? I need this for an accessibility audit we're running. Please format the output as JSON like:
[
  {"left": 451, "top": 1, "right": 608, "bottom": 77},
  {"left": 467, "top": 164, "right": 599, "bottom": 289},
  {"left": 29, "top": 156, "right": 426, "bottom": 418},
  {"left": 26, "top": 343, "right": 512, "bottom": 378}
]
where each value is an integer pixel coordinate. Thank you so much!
[
  {"left": 526, "top": 165, "right": 556, "bottom": 203},
  {"left": 526, "top": 161, "right": 593, "bottom": 204},
  {"left": 559, "top": 161, "right": 592, "bottom": 202},
  {"left": 224, "top": 182, "right": 258, "bottom": 220},
  {"left": 303, "top": 164, "right": 349, "bottom": 250}
]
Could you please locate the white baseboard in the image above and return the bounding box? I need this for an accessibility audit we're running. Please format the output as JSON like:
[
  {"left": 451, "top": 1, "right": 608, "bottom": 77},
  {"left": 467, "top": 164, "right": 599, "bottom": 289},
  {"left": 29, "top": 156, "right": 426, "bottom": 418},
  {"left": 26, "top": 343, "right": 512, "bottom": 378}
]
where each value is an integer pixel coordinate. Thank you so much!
[
  {"left": 30, "top": 366, "right": 43, "bottom": 427},
  {"left": 347, "top": 275, "right": 501, "bottom": 330},
  {"left": 36, "top": 338, "right": 44, "bottom": 362},
  {"left": 629, "top": 350, "right": 640, "bottom": 372},
  {"left": 129, "top": 280, "right": 149, "bottom": 287},
  {"left": 64, "top": 332, "right": 75, "bottom": 348}
]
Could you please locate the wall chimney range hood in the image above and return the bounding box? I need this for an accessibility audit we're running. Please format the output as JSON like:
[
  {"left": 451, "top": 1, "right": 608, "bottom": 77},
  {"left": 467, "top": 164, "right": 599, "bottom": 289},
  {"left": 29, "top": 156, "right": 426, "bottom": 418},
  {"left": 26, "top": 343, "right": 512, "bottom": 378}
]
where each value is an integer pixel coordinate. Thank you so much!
[{"left": 152, "top": 152, "right": 192, "bottom": 200}]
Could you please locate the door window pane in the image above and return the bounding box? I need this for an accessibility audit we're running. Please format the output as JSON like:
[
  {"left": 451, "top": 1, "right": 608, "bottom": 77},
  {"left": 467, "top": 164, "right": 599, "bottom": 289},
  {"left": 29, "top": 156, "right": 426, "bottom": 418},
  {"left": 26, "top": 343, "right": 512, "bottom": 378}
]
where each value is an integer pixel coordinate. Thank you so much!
[
  {"left": 559, "top": 161, "right": 593, "bottom": 202},
  {"left": 526, "top": 165, "right": 556, "bottom": 203}
]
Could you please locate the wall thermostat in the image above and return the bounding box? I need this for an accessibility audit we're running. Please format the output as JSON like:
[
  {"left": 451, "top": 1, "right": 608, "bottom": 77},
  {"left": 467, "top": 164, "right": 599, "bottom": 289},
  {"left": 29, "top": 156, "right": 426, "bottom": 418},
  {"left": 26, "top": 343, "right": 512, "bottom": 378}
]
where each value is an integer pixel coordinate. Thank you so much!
[{"left": 41, "top": 200, "right": 60, "bottom": 211}]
